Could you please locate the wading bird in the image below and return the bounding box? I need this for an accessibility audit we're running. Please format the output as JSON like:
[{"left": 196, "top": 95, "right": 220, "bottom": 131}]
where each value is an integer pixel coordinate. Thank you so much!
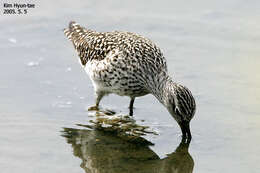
[{"left": 64, "top": 21, "right": 196, "bottom": 139}]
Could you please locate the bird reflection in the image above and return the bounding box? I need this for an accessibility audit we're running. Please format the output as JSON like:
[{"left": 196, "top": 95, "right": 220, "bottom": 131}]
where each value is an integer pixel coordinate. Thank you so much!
[{"left": 61, "top": 112, "right": 194, "bottom": 173}]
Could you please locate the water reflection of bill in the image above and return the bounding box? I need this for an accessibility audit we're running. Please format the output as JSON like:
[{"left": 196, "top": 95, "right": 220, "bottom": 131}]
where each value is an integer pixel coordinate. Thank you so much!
[{"left": 61, "top": 112, "right": 194, "bottom": 173}]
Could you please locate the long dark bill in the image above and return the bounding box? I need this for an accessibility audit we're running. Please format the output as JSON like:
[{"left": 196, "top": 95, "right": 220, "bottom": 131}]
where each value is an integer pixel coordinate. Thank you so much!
[{"left": 179, "top": 121, "right": 192, "bottom": 141}]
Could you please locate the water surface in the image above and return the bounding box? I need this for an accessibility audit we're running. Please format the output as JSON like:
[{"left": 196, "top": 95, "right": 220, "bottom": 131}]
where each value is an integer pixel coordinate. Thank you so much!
[{"left": 1, "top": 0, "right": 260, "bottom": 172}]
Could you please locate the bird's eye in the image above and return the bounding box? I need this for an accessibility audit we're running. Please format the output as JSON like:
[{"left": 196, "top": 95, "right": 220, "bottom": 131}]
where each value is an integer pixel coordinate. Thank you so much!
[
  {"left": 171, "top": 102, "right": 176, "bottom": 112},
  {"left": 175, "top": 108, "right": 180, "bottom": 116}
]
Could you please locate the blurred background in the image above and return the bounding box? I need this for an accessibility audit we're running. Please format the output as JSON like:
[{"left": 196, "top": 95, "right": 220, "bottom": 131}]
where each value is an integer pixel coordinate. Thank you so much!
[{"left": 1, "top": 0, "right": 260, "bottom": 172}]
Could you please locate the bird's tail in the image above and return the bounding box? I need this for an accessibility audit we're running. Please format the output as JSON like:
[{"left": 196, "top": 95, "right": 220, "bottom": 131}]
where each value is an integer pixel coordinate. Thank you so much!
[
  {"left": 64, "top": 21, "right": 93, "bottom": 65},
  {"left": 63, "top": 21, "right": 87, "bottom": 48}
]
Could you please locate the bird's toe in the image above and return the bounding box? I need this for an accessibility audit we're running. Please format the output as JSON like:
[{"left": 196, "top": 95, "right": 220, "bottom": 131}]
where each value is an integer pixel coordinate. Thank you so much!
[{"left": 88, "top": 105, "right": 99, "bottom": 111}]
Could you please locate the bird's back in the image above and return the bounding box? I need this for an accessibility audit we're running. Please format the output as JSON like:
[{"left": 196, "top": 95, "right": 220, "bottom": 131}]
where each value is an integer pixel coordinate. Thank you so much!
[{"left": 64, "top": 21, "right": 167, "bottom": 72}]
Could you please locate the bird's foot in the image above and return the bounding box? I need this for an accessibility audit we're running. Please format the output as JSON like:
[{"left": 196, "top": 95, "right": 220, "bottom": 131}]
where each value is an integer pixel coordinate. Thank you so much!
[{"left": 88, "top": 105, "right": 99, "bottom": 111}]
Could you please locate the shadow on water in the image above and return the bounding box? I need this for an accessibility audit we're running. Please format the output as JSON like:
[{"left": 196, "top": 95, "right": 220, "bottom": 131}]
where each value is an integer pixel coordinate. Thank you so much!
[{"left": 61, "top": 111, "right": 194, "bottom": 173}]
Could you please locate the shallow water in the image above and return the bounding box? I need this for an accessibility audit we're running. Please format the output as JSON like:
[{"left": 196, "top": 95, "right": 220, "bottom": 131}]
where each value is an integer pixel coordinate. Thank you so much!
[{"left": 1, "top": 0, "right": 260, "bottom": 172}]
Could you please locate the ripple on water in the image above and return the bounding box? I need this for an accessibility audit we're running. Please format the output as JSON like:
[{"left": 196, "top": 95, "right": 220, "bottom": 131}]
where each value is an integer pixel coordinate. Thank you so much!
[
  {"left": 26, "top": 61, "right": 39, "bottom": 67},
  {"left": 52, "top": 100, "right": 72, "bottom": 108}
]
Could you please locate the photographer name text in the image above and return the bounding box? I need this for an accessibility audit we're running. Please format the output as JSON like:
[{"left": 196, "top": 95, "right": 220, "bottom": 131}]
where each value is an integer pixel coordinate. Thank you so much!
[{"left": 3, "top": 3, "right": 35, "bottom": 15}]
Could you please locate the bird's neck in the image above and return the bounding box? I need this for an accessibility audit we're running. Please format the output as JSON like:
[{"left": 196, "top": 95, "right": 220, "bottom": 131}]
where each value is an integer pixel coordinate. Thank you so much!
[{"left": 148, "top": 73, "right": 174, "bottom": 106}]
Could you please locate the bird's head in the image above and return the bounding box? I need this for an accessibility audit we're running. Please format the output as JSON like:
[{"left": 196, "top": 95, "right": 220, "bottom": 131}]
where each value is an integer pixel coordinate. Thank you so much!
[{"left": 164, "top": 83, "right": 196, "bottom": 140}]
